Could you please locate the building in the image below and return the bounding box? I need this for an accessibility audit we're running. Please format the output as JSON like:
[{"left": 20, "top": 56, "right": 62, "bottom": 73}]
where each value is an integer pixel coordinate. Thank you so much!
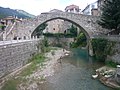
[
  {"left": 82, "top": 1, "right": 98, "bottom": 15},
  {"left": 43, "top": 19, "right": 64, "bottom": 34},
  {"left": 62, "top": 5, "right": 81, "bottom": 35},
  {"left": 43, "top": 5, "right": 81, "bottom": 34},
  {"left": 65, "top": 4, "right": 81, "bottom": 13},
  {"left": 0, "top": 16, "right": 22, "bottom": 40},
  {"left": 91, "top": 8, "right": 99, "bottom": 16},
  {"left": 43, "top": 9, "right": 64, "bottom": 34}
]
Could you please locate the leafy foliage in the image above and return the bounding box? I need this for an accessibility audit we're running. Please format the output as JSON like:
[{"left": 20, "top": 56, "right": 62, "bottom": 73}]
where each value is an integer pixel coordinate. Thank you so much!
[
  {"left": 91, "top": 38, "right": 115, "bottom": 62},
  {"left": 92, "top": 38, "right": 108, "bottom": 61},
  {"left": 67, "top": 24, "right": 77, "bottom": 37},
  {"left": 40, "top": 37, "right": 50, "bottom": 53},
  {"left": 0, "top": 24, "right": 6, "bottom": 31},
  {"left": 70, "top": 32, "right": 87, "bottom": 48},
  {"left": 32, "top": 23, "right": 48, "bottom": 37},
  {"left": 43, "top": 33, "right": 76, "bottom": 38},
  {"left": 98, "top": 0, "right": 120, "bottom": 34},
  {"left": 105, "top": 60, "right": 118, "bottom": 68}
]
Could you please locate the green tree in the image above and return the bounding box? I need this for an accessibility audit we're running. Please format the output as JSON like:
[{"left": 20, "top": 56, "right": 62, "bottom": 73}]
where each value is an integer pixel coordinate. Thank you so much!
[
  {"left": 32, "top": 23, "right": 48, "bottom": 37},
  {"left": 67, "top": 24, "right": 77, "bottom": 36},
  {"left": 91, "top": 38, "right": 108, "bottom": 61},
  {"left": 70, "top": 32, "right": 87, "bottom": 48},
  {"left": 98, "top": 0, "right": 120, "bottom": 34}
]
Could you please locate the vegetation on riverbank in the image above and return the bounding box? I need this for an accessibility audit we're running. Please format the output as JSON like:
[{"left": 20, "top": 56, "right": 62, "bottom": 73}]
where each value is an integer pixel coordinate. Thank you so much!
[
  {"left": 70, "top": 32, "right": 87, "bottom": 48},
  {"left": 105, "top": 60, "right": 118, "bottom": 68},
  {"left": 91, "top": 38, "right": 115, "bottom": 62}
]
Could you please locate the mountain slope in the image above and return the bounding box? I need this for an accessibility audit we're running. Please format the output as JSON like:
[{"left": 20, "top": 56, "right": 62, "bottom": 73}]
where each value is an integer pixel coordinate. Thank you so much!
[
  {"left": 0, "top": 6, "right": 35, "bottom": 19},
  {"left": 15, "top": 9, "right": 35, "bottom": 18}
]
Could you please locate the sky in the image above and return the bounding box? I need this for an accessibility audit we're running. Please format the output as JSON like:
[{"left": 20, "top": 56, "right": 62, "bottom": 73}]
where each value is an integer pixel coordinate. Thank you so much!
[{"left": 0, "top": 0, "right": 97, "bottom": 16}]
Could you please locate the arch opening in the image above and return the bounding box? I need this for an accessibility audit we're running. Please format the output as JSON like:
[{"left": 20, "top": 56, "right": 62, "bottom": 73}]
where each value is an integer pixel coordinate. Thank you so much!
[
  {"left": 31, "top": 17, "right": 92, "bottom": 51},
  {"left": 31, "top": 17, "right": 90, "bottom": 40}
]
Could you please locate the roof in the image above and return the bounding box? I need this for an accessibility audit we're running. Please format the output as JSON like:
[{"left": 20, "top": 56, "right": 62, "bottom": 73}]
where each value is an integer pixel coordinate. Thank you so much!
[
  {"left": 3, "top": 16, "right": 22, "bottom": 21},
  {"left": 65, "top": 4, "right": 79, "bottom": 10},
  {"left": 3, "top": 16, "right": 14, "bottom": 20},
  {"left": 49, "top": 9, "right": 63, "bottom": 13}
]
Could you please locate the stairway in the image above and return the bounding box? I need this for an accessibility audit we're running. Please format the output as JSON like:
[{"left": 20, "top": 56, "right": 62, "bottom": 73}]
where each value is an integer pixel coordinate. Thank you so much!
[{"left": 0, "top": 22, "right": 16, "bottom": 41}]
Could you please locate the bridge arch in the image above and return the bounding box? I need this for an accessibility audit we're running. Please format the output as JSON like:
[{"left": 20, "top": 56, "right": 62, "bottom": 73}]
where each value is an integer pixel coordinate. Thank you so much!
[
  {"left": 31, "top": 16, "right": 94, "bottom": 56},
  {"left": 31, "top": 16, "right": 90, "bottom": 41}
]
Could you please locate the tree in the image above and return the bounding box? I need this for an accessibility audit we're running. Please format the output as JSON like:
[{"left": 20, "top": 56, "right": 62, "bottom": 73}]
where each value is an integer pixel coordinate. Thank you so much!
[
  {"left": 69, "top": 24, "right": 77, "bottom": 36},
  {"left": 32, "top": 23, "right": 48, "bottom": 37},
  {"left": 70, "top": 32, "right": 87, "bottom": 48},
  {"left": 98, "top": 0, "right": 120, "bottom": 34}
]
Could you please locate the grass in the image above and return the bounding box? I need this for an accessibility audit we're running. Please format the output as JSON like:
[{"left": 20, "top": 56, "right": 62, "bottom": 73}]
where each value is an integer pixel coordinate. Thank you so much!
[
  {"left": 20, "top": 53, "right": 45, "bottom": 76},
  {"left": 44, "top": 46, "right": 58, "bottom": 53},
  {"left": 1, "top": 78, "right": 21, "bottom": 90}
]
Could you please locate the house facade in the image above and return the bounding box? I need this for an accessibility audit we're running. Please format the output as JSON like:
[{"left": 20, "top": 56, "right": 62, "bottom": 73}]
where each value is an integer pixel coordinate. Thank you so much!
[{"left": 82, "top": 1, "right": 98, "bottom": 15}]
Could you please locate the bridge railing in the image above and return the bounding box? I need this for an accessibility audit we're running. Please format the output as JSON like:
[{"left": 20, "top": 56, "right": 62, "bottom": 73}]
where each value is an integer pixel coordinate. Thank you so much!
[{"left": 0, "top": 36, "right": 44, "bottom": 46}]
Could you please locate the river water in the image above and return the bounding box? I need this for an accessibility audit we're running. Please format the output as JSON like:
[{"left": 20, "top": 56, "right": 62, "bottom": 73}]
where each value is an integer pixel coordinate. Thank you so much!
[{"left": 40, "top": 48, "right": 115, "bottom": 90}]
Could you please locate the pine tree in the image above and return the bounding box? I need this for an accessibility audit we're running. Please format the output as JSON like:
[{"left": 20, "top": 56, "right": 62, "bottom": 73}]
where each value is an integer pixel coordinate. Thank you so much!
[{"left": 98, "top": 0, "right": 120, "bottom": 34}]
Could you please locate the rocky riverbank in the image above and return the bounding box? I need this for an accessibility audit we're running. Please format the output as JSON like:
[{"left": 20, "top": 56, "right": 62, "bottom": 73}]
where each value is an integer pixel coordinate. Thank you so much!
[
  {"left": 94, "top": 66, "right": 120, "bottom": 89},
  {"left": 18, "top": 48, "right": 70, "bottom": 90},
  {"left": 1, "top": 48, "right": 70, "bottom": 90}
]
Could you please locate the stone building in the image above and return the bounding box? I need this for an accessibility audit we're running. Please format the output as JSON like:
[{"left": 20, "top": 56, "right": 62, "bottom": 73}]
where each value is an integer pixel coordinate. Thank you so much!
[
  {"left": 43, "top": 9, "right": 64, "bottom": 34},
  {"left": 43, "top": 5, "right": 81, "bottom": 34},
  {"left": 63, "top": 5, "right": 81, "bottom": 34},
  {"left": 65, "top": 4, "right": 81, "bottom": 14},
  {"left": 91, "top": 8, "right": 99, "bottom": 16},
  {"left": 0, "top": 16, "right": 22, "bottom": 40}
]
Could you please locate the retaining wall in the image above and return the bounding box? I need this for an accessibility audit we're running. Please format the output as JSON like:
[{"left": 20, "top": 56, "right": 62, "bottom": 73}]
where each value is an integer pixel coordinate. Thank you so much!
[{"left": 0, "top": 39, "right": 41, "bottom": 78}]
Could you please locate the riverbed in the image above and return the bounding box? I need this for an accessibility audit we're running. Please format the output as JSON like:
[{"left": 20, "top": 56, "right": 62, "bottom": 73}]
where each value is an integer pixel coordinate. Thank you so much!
[{"left": 40, "top": 48, "right": 115, "bottom": 90}]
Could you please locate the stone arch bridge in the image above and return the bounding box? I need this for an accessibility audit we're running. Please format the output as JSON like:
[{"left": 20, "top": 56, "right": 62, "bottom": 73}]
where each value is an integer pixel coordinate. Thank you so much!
[
  {"left": 4, "top": 11, "right": 109, "bottom": 56},
  {"left": 9, "top": 11, "right": 107, "bottom": 40}
]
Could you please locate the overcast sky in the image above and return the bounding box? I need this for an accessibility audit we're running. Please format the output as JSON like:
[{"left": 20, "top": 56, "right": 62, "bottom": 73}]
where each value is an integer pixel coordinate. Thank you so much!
[{"left": 0, "top": 0, "right": 97, "bottom": 16}]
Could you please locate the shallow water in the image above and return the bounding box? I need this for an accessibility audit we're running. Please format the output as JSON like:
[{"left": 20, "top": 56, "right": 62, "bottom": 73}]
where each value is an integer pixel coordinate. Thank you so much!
[{"left": 41, "top": 48, "right": 115, "bottom": 90}]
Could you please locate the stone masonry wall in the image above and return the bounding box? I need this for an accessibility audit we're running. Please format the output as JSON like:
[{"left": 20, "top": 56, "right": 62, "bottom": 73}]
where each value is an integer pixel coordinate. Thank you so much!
[
  {"left": 107, "top": 42, "right": 120, "bottom": 64},
  {"left": 47, "top": 37, "right": 74, "bottom": 49},
  {"left": 0, "top": 39, "right": 41, "bottom": 78}
]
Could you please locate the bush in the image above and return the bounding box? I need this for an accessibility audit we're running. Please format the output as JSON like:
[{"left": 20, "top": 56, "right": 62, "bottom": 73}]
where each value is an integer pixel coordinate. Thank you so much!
[
  {"left": 91, "top": 38, "right": 115, "bottom": 62},
  {"left": 70, "top": 32, "right": 87, "bottom": 48},
  {"left": 105, "top": 60, "right": 118, "bottom": 68},
  {"left": 91, "top": 38, "right": 108, "bottom": 61}
]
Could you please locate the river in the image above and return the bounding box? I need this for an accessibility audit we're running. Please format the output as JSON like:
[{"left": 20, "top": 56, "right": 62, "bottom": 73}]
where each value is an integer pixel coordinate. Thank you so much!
[{"left": 40, "top": 48, "right": 115, "bottom": 90}]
